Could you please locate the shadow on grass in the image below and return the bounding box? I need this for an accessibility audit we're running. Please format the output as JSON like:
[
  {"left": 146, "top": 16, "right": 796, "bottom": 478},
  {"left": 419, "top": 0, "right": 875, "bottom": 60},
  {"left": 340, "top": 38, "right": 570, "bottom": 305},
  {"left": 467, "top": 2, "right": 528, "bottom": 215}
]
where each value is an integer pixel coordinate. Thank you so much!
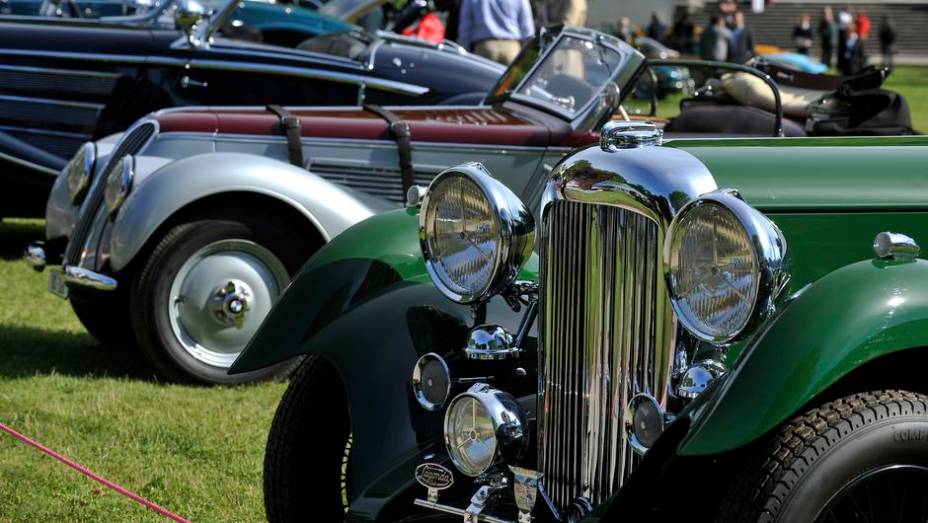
[
  {"left": 0, "top": 325, "right": 162, "bottom": 381},
  {"left": 0, "top": 219, "right": 44, "bottom": 261}
]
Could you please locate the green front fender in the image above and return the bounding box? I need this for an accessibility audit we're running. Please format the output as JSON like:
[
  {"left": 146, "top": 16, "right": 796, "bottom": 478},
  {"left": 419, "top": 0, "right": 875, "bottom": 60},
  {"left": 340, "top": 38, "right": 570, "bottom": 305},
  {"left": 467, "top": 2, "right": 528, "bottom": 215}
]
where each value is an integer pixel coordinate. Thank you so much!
[
  {"left": 230, "top": 207, "right": 538, "bottom": 373},
  {"left": 680, "top": 257, "right": 928, "bottom": 456}
]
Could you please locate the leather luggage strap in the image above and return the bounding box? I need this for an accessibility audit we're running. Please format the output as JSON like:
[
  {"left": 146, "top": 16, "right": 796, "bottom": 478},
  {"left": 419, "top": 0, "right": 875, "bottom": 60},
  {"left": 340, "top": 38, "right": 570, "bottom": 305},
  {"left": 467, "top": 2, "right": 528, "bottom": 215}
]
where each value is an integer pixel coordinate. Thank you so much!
[
  {"left": 363, "top": 104, "right": 415, "bottom": 194},
  {"left": 266, "top": 104, "right": 304, "bottom": 167}
]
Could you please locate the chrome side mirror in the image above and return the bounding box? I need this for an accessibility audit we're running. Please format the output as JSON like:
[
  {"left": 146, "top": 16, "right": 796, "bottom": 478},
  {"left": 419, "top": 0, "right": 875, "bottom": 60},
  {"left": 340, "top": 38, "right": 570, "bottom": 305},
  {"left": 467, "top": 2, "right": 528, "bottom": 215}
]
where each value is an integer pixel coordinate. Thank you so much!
[{"left": 175, "top": 0, "right": 209, "bottom": 47}]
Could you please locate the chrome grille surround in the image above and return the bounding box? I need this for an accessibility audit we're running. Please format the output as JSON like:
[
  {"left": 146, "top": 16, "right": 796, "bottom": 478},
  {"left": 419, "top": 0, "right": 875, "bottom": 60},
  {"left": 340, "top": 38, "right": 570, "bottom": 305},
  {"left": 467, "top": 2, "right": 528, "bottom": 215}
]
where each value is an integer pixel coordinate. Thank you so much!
[
  {"left": 536, "top": 145, "right": 718, "bottom": 510},
  {"left": 65, "top": 119, "right": 157, "bottom": 266}
]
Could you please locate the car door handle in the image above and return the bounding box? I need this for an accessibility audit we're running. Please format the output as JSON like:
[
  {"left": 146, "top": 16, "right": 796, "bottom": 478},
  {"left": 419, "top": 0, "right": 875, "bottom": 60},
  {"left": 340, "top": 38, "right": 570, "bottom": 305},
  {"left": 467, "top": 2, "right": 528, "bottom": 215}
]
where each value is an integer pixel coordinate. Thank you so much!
[{"left": 180, "top": 75, "right": 209, "bottom": 89}]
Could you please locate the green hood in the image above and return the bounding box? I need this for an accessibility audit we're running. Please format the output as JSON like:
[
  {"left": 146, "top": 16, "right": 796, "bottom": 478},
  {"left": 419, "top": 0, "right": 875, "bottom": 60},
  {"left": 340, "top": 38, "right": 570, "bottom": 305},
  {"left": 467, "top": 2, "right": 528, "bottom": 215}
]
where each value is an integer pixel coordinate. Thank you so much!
[{"left": 671, "top": 135, "right": 928, "bottom": 212}]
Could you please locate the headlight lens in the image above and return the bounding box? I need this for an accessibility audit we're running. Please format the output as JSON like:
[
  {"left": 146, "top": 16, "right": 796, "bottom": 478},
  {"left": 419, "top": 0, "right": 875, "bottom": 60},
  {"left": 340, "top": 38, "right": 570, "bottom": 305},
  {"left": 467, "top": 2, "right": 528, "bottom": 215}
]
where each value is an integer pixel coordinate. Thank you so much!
[
  {"left": 667, "top": 190, "right": 787, "bottom": 343},
  {"left": 66, "top": 142, "right": 97, "bottom": 204},
  {"left": 444, "top": 384, "right": 527, "bottom": 477},
  {"left": 104, "top": 155, "right": 134, "bottom": 218},
  {"left": 419, "top": 163, "right": 534, "bottom": 304}
]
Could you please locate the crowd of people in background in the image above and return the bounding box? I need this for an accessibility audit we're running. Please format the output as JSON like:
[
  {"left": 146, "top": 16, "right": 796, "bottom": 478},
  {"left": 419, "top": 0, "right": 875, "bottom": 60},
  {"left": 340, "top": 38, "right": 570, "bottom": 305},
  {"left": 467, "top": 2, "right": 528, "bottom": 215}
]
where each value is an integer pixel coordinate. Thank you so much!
[{"left": 394, "top": 0, "right": 902, "bottom": 72}]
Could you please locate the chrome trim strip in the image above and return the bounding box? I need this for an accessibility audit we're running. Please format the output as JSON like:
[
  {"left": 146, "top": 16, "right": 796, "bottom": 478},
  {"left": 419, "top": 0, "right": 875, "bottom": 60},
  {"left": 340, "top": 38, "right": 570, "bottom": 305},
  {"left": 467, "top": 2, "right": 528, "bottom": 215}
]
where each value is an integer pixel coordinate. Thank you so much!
[
  {"left": 0, "top": 63, "right": 121, "bottom": 79},
  {"left": 63, "top": 264, "right": 118, "bottom": 292},
  {"left": 0, "top": 93, "right": 104, "bottom": 110},
  {"left": 0, "top": 125, "right": 90, "bottom": 140},
  {"left": 187, "top": 59, "right": 429, "bottom": 96},
  {"left": 0, "top": 150, "right": 60, "bottom": 176},
  {"left": 0, "top": 48, "right": 186, "bottom": 66}
]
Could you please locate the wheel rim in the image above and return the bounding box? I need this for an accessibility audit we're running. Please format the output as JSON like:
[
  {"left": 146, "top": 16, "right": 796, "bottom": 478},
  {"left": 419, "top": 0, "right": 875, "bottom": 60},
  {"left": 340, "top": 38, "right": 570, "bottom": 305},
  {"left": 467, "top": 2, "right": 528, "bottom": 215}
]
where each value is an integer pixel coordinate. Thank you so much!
[
  {"left": 167, "top": 239, "right": 289, "bottom": 368},
  {"left": 341, "top": 434, "right": 352, "bottom": 513},
  {"left": 816, "top": 464, "right": 928, "bottom": 522}
]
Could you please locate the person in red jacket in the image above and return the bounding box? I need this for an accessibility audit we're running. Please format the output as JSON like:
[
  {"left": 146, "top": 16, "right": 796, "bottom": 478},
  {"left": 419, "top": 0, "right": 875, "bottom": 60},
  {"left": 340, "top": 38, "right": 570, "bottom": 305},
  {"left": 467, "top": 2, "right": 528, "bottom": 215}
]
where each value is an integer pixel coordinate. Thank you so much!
[
  {"left": 856, "top": 9, "right": 871, "bottom": 40},
  {"left": 402, "top": 11, "right": 447, "bottom": 44}
]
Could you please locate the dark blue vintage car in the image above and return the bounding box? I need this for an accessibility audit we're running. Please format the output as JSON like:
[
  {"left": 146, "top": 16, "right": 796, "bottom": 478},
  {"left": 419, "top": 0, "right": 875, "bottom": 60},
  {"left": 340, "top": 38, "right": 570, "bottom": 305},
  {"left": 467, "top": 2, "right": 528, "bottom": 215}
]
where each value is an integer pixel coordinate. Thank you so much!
[{"left": 0, "top": 0, "right": 502, "bottom": 217}]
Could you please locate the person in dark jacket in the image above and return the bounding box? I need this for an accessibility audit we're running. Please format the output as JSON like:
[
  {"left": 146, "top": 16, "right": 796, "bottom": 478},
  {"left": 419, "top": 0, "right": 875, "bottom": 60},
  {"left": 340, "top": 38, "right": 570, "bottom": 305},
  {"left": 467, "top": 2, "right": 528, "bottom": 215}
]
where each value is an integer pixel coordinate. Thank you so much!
[
  {"left": 647, "top": 13, "right": 667, "bottom": 42},
  {"left": 793, "top": 13, "right": 814, "bottom": 55},
  {"left": 838, "top": 22, "right": 866, "bottom": 75},
  {"left": 880, "top": 16, "right": 897, "bottom": 68},
  {"left": 818, "top": 6, "right": 839, "bottom": 68},
  {"left": 700, "top": 14, "right": 732, "bottom": 62},
  {"left": 730, "top": 11, "right": 755, "bottom": 63}
]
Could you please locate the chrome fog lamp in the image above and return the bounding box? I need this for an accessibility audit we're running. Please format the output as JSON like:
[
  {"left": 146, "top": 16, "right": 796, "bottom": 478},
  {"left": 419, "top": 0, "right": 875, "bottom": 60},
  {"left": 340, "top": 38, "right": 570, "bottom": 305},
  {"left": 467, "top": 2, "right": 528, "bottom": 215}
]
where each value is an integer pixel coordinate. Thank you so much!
[
  {"left": 104, "top": 155, "right": 135, "bottom": 218},
  {"left": 411, "top": 353, "right": 451, "bottom": 411},
  {"left": 666, "top": 189, "right": 787, "bottom": 344},
  {"left": 420, "top": 163, "right": 535, "bottom": 304},
  {"left": 66, "top": 142, "right": 97, "bottom": 204},
  {"left": 443, "top": 383, "right": 527, "bottom": 477}
]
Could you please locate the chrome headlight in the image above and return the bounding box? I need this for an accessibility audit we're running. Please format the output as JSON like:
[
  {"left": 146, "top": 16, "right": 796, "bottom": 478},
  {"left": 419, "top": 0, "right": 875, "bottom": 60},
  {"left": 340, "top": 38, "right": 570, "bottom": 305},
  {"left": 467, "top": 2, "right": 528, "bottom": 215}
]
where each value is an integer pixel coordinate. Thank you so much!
[
  {"left": 104, "top": 155, "right": 134, "bottom": 218},
  {"left": 666, "top": 189, "right": 787, "bottom": 344},
  {"left": 443, "top": 384, "right": 527, "bottom": 477},
  {"left": 419, "top": 163, "right": 534, "bottom": 304},
  {"left": 66, "top": 142, "right": 97, "bottom": 204}
]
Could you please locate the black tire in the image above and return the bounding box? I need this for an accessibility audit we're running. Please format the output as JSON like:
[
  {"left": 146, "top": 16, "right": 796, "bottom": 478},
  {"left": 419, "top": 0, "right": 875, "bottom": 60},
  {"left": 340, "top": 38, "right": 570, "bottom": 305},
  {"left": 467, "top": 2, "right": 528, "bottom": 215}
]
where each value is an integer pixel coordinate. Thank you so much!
[
  {"left": 130, "top": 210, "right": 315, "bottom": 385},
  {"left": 719, "top": 390, "right": 928, "bottom": 522},
  {"left": 265, "top": 356, "right": 352, "bottom": 522},
  {"left": 69, "top": 290, "right": 136, "bottom": 349}
]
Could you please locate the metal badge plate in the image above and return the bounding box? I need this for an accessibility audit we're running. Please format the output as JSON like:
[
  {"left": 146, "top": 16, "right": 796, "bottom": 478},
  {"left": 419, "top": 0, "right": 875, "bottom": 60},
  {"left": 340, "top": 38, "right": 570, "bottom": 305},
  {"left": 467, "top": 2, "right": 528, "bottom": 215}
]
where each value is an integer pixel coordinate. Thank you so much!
[
  {"left": 48, "top": 269, "right": 67, "bottom": 299},
  {"left": 415, "top": 463, "right": 454, "bottom": 502}
]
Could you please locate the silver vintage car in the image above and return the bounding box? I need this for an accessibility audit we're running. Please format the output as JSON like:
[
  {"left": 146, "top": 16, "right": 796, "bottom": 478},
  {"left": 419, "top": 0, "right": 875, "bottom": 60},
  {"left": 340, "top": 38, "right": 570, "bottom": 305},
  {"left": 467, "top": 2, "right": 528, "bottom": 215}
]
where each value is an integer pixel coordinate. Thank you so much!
[{"left": 30, "top": 27, "right": 646, "bottom": 384}]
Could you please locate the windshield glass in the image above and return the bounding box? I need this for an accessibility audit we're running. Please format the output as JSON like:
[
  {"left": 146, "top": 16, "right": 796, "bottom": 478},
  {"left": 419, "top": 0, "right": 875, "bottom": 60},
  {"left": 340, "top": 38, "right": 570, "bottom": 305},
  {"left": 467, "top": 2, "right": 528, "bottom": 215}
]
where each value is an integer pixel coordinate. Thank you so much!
[
  {"left": 516, "top": 35, "right": 622, "bottom": 117},
  {"left": 487, "top": 30, "right": 642, "bottom": 120}
]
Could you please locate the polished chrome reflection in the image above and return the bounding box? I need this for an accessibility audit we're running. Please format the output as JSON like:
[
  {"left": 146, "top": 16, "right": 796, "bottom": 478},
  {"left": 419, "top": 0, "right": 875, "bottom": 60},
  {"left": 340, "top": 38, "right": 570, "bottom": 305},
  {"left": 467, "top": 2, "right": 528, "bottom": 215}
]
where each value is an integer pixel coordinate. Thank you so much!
[
  {"left": 537, "top": 145, "right": 715, "bottom": 510},
  {"left": 538, "top": 200, "right": 673, "bottom": 508},
  {"left": 676, "top": 359, "right": 727, "bottom": 400},
  {"left": 104, "top": 155, "right": 134, "bottom": 218},
  {"left": 625, "top": 393, "right": 665, "bottom": 455},
  {"left": 420, "top": 162, "right": 535, "bottom": 304},
  {"left": 509, "top": 466, "right": 544, "bottom": 523},
  {"left": 873, "top": 231, "right": 920, "bottom": 262},
  {"left": 666, "top": 189, "right": 788, "bottom": 344},
  {"left": 600, "top": 120, "right": 663, "bottom": 151},
  {"left": 67, "top": 142, "right": 97, "bottom": 204},
  {"left": 444, "top": 383, "right": 528, "bottom": 477},
  {"left": 412, "top": 353, "right": 451, "bottom": 411},
  {"left": 464, "top": 325, "right": 521, "bottom": 361}
]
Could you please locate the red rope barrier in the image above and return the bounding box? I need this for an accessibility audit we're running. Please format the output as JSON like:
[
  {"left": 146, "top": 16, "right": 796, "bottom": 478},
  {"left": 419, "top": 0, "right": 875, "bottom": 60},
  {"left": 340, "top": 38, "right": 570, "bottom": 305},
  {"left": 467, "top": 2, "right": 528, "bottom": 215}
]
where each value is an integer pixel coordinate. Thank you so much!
[{"left": 0, "top": 422, "right": 190, "bottom": 523}]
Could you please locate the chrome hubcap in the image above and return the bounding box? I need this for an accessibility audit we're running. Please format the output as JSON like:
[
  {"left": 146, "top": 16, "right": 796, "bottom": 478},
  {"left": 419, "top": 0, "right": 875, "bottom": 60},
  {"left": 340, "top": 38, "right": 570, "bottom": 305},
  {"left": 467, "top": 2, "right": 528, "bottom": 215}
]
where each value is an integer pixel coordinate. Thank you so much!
[
  {"left": 213, "top": 280, "right": 251, "bottom": 328},
  {"left": 168, "top": 240, "right": 289, "bottom": 368}
]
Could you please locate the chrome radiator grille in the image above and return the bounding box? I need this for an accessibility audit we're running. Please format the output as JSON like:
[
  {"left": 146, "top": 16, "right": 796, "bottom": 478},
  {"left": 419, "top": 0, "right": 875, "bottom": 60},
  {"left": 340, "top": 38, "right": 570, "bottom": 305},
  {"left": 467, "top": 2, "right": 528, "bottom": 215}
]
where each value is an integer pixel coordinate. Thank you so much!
[{"left": 538, "top": 200, "right": 674, "bottom": 509}]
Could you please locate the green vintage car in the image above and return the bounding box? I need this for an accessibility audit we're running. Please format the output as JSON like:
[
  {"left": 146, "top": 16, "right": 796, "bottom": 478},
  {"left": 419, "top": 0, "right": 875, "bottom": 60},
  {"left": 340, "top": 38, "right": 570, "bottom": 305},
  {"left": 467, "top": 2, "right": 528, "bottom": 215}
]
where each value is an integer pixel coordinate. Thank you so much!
[{"left": 230, "top": 124, "right": 928, "bottom": 520}]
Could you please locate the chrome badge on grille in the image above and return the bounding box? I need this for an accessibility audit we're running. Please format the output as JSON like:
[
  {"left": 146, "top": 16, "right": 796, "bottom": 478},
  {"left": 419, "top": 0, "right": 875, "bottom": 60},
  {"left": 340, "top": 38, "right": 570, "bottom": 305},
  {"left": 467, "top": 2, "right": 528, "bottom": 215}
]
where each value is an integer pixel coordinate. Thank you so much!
[{"left": 415, "top": 463, "right": 454, "bottom": 502}]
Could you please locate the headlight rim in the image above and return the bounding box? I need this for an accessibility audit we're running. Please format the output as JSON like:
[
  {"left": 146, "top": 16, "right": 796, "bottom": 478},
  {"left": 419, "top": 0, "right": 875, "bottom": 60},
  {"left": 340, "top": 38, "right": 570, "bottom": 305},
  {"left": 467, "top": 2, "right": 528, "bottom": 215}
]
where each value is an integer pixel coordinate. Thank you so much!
[
  {"left": 442, "top": 383, "right": 528, "bottom": 477},
  {"left": 67, "top": 142, "right": 97, "bottom": 205},
  {"left": 666, "top": 189, "right": 787, "bottom": 345},
  {"left": 419, "top": 162, "right": 535, "bottom": 304},
  {"left": 104, "top": 154, "right": 135, "bottom": 218}
]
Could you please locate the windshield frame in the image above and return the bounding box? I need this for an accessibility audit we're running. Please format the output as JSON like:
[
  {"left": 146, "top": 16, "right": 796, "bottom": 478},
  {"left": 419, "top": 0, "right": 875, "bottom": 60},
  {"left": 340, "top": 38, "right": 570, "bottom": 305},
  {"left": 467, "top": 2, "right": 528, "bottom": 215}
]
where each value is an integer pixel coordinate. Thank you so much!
[{"left": 485, "top": 27, "right": 644, "bottom": 124}]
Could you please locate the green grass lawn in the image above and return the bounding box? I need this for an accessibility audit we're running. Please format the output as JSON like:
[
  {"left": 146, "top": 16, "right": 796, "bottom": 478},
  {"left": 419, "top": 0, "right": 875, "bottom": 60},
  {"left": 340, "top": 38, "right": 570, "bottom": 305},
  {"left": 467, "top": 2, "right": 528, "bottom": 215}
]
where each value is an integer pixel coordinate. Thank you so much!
[
  {"left": 884, "top": 66, "right": 928, "bottom": 132},
  {"left": 0, "top": 220, "right": 283, "bottom": 521}
]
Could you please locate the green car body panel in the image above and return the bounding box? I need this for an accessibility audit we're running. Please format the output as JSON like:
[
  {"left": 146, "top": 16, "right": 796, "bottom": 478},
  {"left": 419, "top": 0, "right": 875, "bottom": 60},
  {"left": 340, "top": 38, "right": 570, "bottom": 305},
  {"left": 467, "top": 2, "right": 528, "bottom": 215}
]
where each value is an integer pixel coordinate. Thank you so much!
[{"left": 232, "top": 134, "right": 928, "bottom": 466}]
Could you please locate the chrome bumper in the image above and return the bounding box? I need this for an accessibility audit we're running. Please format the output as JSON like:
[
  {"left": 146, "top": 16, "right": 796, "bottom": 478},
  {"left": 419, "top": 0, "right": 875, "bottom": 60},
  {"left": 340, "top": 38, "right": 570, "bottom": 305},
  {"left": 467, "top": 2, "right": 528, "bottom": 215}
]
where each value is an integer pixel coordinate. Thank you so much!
[
  {"left": 26, "top": 242, "right": 118, "bottom": 295},
  {"left": 63, "top": 265, "right": 118, "bottom": 292}
]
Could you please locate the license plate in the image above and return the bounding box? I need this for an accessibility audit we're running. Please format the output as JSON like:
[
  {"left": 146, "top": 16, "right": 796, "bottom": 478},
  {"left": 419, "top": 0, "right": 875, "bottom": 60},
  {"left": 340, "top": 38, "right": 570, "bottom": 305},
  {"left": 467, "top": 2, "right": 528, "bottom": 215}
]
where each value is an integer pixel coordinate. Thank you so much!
[{"left": 48, "top": 269, "right": 68, "bottom": 299}]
